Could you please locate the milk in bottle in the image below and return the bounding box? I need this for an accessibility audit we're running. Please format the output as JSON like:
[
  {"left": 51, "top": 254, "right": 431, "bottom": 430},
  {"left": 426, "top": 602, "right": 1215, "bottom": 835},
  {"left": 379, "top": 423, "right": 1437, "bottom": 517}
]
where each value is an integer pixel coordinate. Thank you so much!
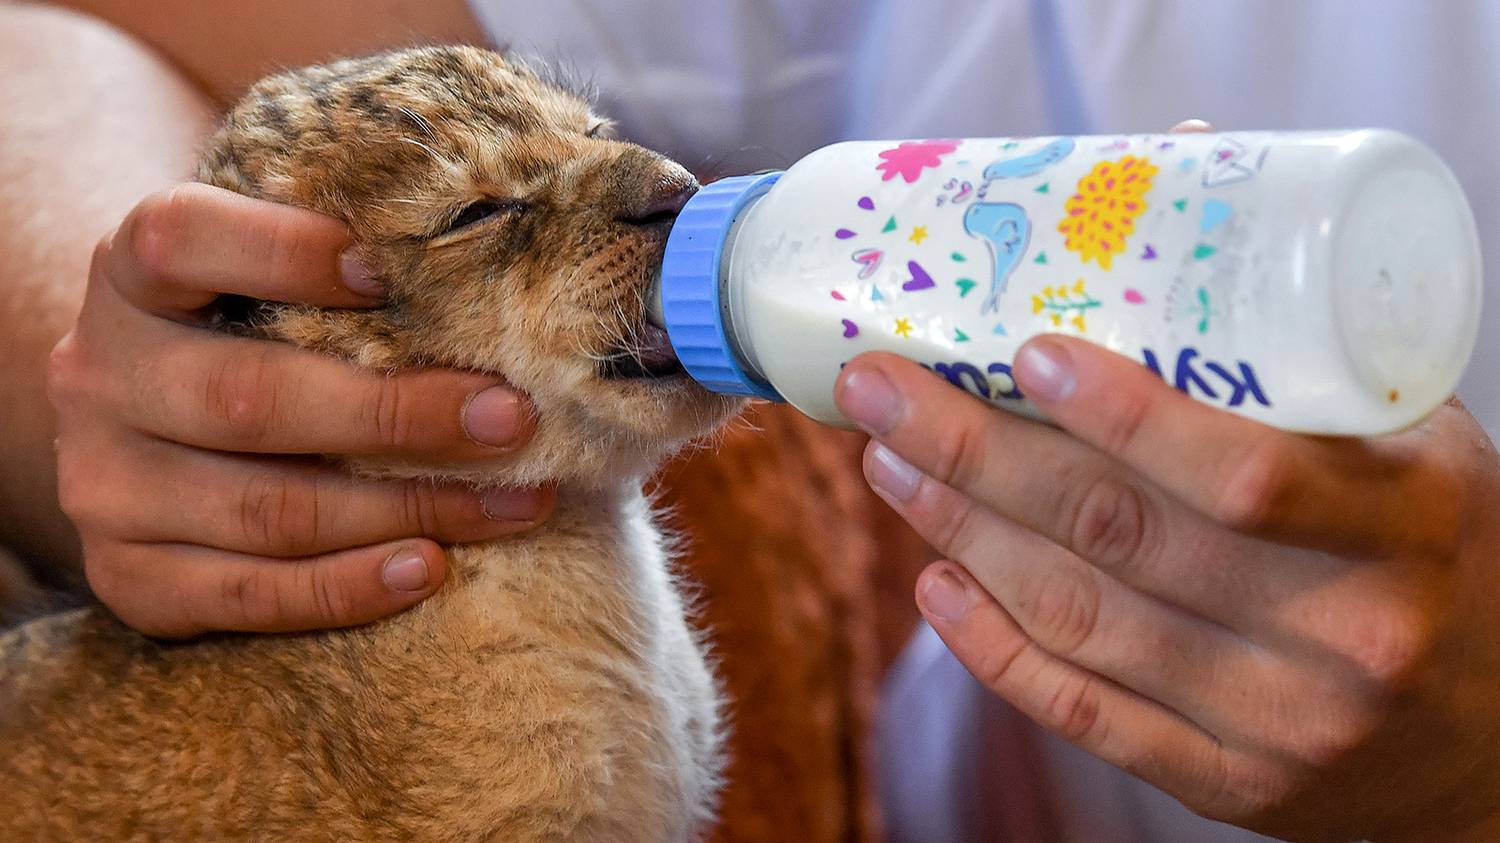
[{"left": 651, "top": 131, "right": 1481, "bottom": 435}]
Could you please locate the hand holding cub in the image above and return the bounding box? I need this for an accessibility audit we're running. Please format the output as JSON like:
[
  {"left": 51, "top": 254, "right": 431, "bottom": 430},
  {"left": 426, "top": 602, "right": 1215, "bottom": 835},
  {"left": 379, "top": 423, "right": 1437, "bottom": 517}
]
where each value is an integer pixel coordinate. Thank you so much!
[{"left": 49, "top": 184, "right": 551, "bottom": 637}]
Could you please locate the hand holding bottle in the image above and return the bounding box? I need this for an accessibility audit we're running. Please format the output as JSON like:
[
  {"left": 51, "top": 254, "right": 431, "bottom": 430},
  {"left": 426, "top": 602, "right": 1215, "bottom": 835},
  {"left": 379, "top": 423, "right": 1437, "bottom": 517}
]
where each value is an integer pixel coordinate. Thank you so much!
[
  {"left": 839, "top": 333, "right": 1500, "bottom": 838},
  {"left": 827, "top": 122, "right": 1500, "bottom": 839}
]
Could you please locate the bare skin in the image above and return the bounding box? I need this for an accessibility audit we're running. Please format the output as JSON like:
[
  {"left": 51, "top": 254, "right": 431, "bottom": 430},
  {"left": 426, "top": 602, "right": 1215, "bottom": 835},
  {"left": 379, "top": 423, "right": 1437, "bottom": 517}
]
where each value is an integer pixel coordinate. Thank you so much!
[
  {"left": 0, "top": 3, "right": 215, "bottom": 576},
  {"left": 1, "top": 0, "right": 550, "bottom": 632},
  {"left": 44, "top": 0, "right": 490, "bottom": 103}
]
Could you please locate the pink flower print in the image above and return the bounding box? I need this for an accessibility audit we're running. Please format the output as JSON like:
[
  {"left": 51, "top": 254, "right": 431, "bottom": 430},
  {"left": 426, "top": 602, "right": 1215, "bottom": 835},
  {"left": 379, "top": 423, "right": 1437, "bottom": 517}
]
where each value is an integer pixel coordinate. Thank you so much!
[{"left": 875, "top": 139, "right": 961, "bottom": 184}]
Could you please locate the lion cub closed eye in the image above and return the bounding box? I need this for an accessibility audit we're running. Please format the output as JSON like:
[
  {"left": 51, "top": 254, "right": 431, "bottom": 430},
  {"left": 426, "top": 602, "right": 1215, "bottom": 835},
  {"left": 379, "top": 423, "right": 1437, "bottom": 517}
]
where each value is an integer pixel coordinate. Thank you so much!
[{"left": 0, "top": 46, "right": 743, "bottom": 842}]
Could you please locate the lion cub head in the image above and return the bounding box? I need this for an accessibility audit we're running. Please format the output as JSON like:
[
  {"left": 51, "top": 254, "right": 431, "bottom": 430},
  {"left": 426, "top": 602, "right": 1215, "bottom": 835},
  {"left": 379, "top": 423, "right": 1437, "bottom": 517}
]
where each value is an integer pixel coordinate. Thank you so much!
[{"left": 198, "top": 46, "right": 743, "bottom": 487}]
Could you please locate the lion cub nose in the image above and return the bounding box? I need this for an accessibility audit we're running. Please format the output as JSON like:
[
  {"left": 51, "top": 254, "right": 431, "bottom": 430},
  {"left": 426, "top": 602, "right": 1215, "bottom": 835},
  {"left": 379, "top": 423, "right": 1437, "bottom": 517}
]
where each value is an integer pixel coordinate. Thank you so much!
[{"left": 617, "top": 167, "right": 699, "bottom": 228}]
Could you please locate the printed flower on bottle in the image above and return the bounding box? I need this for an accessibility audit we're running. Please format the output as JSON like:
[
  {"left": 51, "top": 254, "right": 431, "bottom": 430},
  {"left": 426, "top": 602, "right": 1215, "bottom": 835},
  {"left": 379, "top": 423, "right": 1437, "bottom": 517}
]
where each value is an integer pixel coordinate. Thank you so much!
[
  {"left": 1057, "top": 155, "right": 1158, "bottom": 270},
  {"left": 876, "top": 139, "right": 961, "bottom": 184},
  {"left": 1032, "top": 277, "right": 1101, "bottom": 333}
]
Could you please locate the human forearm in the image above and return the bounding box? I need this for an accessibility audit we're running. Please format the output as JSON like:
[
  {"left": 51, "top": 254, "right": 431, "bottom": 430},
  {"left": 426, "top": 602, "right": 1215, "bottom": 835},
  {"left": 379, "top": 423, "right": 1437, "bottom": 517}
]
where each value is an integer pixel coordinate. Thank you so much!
[
  {"left": 0, "top": 4, "right": 217, "bottom": 573},
  {"left": 38, "top": 0, "right": 487, "bottom": 103}
]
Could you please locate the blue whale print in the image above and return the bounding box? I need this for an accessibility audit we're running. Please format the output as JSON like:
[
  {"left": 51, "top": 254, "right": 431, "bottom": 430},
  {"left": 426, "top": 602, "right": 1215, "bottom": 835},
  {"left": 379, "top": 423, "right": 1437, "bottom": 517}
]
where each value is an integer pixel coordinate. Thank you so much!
[
  {"left": 963, "top": 202, "right": 1031, "bottom": 315},
  {"left": 982, "top": 137, "right": 1077, "bottom": 180}
]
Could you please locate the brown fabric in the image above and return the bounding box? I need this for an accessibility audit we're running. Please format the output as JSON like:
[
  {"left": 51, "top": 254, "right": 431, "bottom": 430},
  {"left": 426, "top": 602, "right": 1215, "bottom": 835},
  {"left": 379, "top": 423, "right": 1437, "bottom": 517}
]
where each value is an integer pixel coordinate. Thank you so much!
[{"left": 656, "top": 402, "right": 934, "bottom": 843}]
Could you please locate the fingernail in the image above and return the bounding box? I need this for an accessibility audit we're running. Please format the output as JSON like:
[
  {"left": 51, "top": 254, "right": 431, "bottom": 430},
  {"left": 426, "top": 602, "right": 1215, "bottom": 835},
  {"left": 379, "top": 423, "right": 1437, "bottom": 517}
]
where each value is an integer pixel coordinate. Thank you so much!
[
  {"left": 481, "top": 487, "right": 545, "bottom": 522},
  {"left": 340, "top": 248, "right": 383, "bottom": 298},
  {"left": 1015, "top": 340, "right": 1077, "bottom": 402},
  {"left": 920, "top": 567, "right": 973, "bottom": 623},
  {"left": 867, "top": 442, "right": 922, "bottom": 502},
  {"left": 462, "top": 386, "right": 523, "bottom": 448},
  {"left": 839, "top": 369, "right": 903, "bottom": 434},
  {"left": 381, "top": 549, "right": 429, "bottom": 592}
]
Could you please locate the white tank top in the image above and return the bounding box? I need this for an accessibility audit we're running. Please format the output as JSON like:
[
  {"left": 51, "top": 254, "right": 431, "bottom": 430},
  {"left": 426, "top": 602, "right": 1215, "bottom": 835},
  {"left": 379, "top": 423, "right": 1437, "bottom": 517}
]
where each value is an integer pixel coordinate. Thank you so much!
[{"left": 468, "top": 2, "right": 1499, "bottom": 839}]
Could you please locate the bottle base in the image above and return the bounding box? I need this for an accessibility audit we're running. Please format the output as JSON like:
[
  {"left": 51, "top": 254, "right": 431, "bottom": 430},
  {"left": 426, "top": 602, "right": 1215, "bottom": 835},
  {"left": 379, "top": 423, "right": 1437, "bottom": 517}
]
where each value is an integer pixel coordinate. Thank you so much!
[{"left": 1331, "top": 141, "right": 1482, "bottom": 432}]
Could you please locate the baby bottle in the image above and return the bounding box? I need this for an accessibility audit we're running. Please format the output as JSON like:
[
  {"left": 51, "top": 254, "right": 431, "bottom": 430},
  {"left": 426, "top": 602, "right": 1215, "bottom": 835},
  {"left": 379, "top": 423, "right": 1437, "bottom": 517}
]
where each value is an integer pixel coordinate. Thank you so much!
[{"left": 650, "top": 131, "right": 1482, "bottom": 435}]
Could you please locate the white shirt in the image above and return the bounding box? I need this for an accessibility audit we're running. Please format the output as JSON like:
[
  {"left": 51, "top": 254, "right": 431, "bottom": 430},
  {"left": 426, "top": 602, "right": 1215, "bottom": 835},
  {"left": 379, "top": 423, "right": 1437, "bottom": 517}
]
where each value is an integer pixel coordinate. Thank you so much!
[{"left": 469, "top": 2, "right": 1499, "bottom": 839}]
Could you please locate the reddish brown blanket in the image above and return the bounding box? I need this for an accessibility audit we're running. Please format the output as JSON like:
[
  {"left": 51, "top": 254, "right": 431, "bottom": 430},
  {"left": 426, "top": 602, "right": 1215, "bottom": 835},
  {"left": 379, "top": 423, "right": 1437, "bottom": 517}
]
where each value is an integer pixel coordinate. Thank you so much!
[{"left": 658, "top": 403, "right": 935, "bottom": 843}]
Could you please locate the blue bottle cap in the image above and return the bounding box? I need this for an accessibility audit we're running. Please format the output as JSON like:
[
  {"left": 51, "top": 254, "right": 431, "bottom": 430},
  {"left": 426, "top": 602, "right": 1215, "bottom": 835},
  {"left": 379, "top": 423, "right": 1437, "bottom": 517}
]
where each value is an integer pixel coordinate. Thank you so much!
[{"left": 659, "top": 172, "right": 785, "bottom": 401}]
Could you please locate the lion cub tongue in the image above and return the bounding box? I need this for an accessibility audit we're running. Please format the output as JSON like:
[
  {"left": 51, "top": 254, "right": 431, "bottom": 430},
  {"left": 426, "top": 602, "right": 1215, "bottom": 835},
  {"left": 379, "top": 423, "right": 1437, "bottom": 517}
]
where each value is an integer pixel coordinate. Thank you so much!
[{"left": 635, "top": 322, "right": 679, "bottom": 371}]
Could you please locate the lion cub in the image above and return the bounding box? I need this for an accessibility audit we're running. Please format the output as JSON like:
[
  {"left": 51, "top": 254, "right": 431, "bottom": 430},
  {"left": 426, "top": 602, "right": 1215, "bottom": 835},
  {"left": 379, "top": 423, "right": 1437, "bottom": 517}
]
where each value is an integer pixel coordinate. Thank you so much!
[{"left": 0, "top": 47, "right": 743, "bottom": 841}]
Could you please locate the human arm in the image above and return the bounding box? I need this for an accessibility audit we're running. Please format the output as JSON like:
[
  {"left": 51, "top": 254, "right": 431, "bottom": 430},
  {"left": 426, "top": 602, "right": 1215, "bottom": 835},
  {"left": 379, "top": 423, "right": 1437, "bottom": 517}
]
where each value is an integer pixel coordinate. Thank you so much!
[
  {"left": 1, "top": 2, "right": 546, "bottom": 635},
  {"left": 41, "top": 0, "right": 488, "bottom": 103},
  {"left": 0, "top": 1, "right": 221, "bottom": 576}
]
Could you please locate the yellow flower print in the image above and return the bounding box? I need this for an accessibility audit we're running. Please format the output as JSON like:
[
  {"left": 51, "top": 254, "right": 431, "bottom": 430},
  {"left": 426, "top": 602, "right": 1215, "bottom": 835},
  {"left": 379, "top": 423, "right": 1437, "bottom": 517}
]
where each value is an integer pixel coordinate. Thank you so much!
[{"left": 1057, "top": 155, "right": 1158, "bottom": 270}]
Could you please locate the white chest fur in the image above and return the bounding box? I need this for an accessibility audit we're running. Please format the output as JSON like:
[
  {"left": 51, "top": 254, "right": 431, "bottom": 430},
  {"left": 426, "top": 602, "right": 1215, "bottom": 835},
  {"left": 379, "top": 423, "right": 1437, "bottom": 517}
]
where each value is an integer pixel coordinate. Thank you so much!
[{"left": 384, "top": 483, "right": 724, "bottom": 841}]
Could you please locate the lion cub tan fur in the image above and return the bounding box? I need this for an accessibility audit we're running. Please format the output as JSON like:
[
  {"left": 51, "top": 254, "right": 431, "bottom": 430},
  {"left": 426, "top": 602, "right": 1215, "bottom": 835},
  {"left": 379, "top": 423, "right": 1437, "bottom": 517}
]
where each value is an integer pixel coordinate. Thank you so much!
[{"left": 0, "top": 46, "right": 743, "bottom": 841}]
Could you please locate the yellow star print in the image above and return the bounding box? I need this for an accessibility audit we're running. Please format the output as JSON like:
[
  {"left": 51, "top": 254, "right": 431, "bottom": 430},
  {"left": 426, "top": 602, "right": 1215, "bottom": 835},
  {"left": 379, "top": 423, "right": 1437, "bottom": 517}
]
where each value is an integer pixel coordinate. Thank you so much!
[
  {"left": 893, "top": 317, "right": 914, "bottom": 338},
  {"left": 909, "top": 226, "right": 929, "bottom": 244}
]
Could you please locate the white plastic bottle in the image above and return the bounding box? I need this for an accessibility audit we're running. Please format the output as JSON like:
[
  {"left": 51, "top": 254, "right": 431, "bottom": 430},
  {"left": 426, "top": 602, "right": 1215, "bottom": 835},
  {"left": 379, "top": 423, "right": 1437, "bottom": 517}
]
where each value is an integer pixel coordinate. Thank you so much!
[{"left": 651, "top": 131, "right": 1482, "bottom": 435}]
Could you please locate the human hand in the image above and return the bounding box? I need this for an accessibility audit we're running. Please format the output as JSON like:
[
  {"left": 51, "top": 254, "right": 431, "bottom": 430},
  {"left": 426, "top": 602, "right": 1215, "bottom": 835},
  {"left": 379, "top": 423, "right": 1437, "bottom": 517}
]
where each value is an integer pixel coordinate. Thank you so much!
[
  {"left": 48, "top": 184, "right": 552, "bottom": 638},
  {"left": 835, "top": 337, "right": 1500, "bottom": 840}
]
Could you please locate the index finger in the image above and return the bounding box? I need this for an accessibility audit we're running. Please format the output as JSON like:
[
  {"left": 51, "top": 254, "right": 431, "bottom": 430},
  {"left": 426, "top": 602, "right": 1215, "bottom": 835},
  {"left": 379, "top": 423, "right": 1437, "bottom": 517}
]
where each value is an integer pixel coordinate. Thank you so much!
[
  {"left": 104, "top": 182, "right": 381, "bottom": 319},
  {"left": 107, "top": 322, "right": 536, "bottom": 460},
  {"left": 1011, "top": 335, "right": 1460, "bottom": 557}
]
